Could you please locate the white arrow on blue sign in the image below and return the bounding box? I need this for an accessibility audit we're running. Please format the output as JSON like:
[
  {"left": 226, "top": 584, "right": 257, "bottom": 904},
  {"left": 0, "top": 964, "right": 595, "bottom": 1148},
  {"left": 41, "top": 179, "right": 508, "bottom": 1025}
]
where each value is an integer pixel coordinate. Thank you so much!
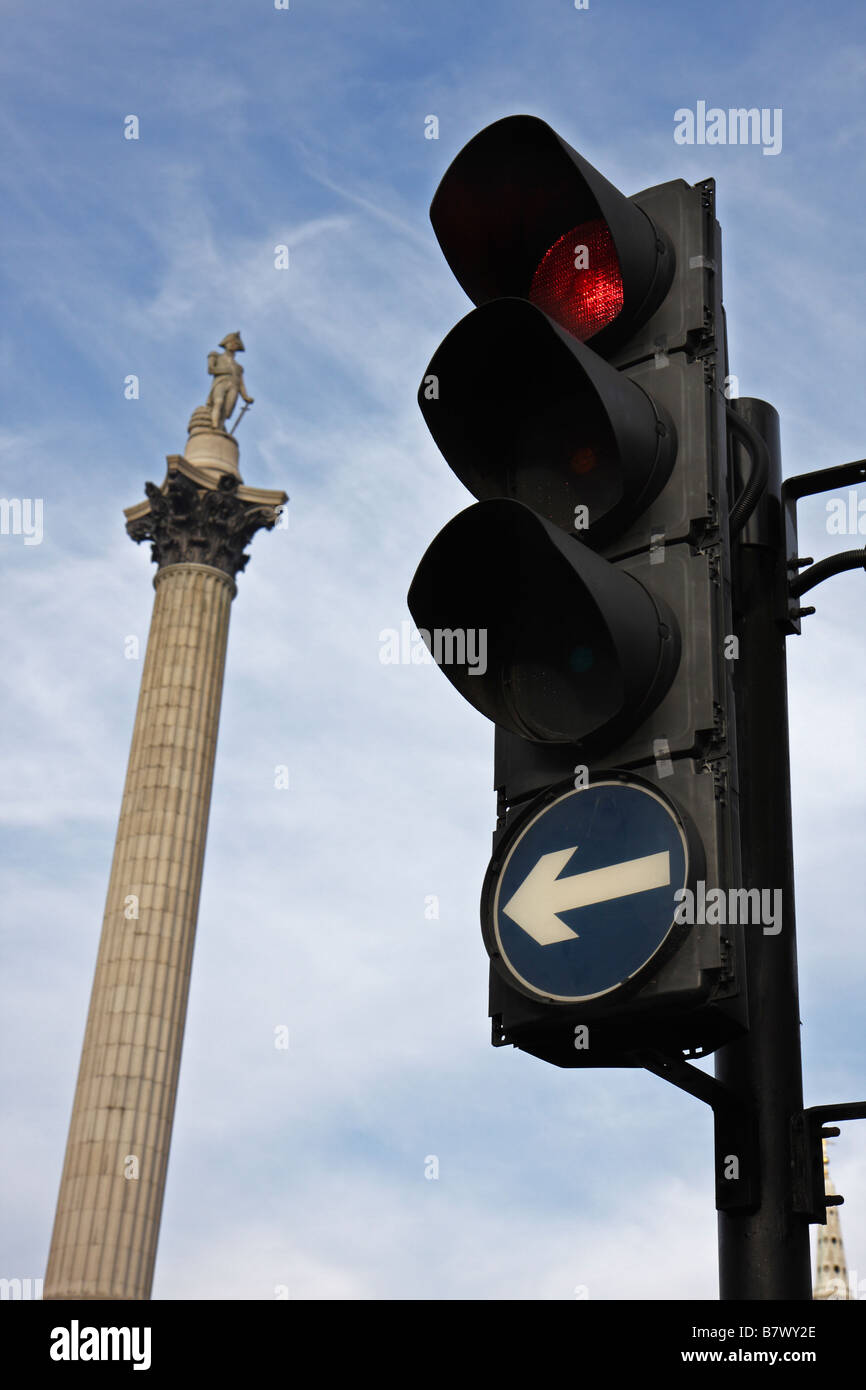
[
  {"left": 488, "top": 779, "right": 691, "bottom": 1002},
  {"left": 503, "top": 847, "right": 672, "bottom": 946}
]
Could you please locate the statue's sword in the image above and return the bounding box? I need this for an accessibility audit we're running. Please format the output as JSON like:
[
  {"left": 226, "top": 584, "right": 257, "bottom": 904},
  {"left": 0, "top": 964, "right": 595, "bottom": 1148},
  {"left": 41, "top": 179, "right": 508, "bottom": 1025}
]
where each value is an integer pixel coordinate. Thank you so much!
[{"left": 229, "top": 401, "right": 252, "bottom": 435}]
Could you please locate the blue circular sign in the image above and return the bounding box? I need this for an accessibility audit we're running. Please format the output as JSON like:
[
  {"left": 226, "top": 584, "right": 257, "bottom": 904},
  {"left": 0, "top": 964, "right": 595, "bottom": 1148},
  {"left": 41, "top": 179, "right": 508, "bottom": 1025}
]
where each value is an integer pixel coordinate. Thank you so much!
[{"left": 488, "top": 778, "right": 692, "bottom": 1003}]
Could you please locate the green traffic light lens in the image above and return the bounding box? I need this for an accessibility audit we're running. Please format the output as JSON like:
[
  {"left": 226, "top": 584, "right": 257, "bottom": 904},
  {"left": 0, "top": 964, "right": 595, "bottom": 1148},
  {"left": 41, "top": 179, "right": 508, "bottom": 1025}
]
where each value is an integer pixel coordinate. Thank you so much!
[{"left": 569, "top": 646, "right": 595, "bottom": 673}]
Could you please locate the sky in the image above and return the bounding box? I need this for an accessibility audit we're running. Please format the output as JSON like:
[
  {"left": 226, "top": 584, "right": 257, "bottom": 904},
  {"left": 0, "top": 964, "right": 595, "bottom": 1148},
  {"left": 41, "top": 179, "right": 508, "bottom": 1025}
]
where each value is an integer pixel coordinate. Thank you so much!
[{"left": 2, "top": 0, "right": 865, "bottom": 1302}]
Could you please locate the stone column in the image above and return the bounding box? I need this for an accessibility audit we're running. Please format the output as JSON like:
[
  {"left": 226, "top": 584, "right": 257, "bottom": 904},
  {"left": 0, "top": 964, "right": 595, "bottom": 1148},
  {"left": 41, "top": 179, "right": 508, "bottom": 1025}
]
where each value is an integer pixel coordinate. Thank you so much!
[{"left": 45, "top": 445, "right": 286, "bottom": 1300}]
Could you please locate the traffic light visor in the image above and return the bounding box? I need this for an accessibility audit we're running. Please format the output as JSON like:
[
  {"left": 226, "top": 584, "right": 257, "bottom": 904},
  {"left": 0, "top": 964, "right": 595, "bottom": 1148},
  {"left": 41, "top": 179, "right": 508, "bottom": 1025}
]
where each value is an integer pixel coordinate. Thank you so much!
[
  {"left": 430, "top": 115, "right": 673, "bottom": 355},
  {"left": 418, "top": 299, "right": 676, "bottom": 546},
  {"left": 407, "top": 500, "right": 680, "bottom": 746}
]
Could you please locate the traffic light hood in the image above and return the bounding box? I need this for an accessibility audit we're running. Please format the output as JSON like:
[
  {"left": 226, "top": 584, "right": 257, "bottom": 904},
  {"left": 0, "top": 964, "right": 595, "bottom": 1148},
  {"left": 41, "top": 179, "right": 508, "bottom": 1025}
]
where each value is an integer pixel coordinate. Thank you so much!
[
  {"left": 407, "top": 499, "right": 681, "bottom": 747},
  {"left": 418, "top": 297, "right": 676, "bottom": 547},
  {"left": 430, "top": 115, "right": 674, "bottom": 356}
]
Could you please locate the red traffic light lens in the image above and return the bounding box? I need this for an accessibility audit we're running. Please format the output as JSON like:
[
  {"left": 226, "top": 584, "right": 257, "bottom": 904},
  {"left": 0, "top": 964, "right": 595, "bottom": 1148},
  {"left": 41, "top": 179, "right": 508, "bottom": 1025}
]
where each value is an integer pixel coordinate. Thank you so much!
[{"left": 529, "top": 219, "right": 624, "bottom": 342}]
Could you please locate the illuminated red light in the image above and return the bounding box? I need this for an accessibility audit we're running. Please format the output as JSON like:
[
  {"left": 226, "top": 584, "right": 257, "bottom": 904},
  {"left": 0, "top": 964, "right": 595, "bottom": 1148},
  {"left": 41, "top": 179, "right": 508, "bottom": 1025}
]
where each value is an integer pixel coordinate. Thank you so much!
[{"left": 529, "top": 219, "right": 624, "bottom": 341}]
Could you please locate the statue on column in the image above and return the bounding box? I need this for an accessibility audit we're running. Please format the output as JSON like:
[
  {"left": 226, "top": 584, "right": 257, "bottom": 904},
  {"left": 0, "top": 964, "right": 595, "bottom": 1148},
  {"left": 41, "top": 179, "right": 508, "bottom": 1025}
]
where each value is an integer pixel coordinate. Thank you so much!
[{"left": 206, "top": 332, "right": 254, "bottom": 433}]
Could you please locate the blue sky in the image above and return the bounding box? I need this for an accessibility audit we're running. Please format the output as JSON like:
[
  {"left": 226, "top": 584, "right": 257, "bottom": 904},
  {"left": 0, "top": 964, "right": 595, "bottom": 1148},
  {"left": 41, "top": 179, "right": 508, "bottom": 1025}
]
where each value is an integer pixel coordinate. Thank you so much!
[{"left": 2, "top": 0, "right": 865, "bottom": 1300}]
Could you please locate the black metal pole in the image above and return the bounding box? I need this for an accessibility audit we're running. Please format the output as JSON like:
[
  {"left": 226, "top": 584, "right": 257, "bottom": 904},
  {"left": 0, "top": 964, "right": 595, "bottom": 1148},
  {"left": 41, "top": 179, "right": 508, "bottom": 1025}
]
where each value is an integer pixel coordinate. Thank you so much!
[{"left": 714, "top": 398, "right": 812, "bottom": 1299}]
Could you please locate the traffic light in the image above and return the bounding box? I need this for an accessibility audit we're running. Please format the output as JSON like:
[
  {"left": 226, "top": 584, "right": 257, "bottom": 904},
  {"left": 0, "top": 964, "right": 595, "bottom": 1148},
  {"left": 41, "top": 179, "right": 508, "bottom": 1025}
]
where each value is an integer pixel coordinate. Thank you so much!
[{"left": 408, "top": 116, "right": 746, "bottom": 1066}]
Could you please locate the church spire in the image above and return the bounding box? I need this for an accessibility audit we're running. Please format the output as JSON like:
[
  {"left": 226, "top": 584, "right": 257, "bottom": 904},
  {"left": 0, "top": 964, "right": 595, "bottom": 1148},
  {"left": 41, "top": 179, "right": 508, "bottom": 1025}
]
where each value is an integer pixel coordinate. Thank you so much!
[{"left": 813, "top": 1141, "right": 851, "bottom": 1300}]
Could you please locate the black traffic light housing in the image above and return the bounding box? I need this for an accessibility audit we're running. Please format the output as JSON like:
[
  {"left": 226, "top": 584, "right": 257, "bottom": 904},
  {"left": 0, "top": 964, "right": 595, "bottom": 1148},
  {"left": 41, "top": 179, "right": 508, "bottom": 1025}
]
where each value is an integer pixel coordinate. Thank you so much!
[{"left": 409, "top": 115, "right": 746, "bottom": 1067}]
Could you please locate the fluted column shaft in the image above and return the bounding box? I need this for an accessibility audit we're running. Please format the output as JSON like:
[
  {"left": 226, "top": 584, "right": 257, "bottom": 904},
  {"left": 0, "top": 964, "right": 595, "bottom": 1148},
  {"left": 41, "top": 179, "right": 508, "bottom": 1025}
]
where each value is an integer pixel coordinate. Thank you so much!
[{"left": 45, "top": 561, "right": 235, "bottom": 1300}]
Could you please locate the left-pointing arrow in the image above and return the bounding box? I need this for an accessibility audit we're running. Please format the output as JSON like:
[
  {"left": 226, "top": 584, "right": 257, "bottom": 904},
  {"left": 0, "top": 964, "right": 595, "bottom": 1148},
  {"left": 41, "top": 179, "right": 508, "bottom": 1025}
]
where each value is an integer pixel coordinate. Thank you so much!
[{"left": 502, "top": 848, "right": 671, "bottom": 946}]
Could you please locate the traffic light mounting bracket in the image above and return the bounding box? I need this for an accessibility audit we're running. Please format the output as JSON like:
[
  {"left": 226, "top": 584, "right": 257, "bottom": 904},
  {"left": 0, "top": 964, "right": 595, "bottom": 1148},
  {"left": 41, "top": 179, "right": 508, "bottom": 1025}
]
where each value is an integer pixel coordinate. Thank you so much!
[
  {"left": 791, "top": 1102, "right": 866, "bottom": 1224},
  {"left": 638, "top": 1049, "right": 759, "bottom": 1212},
  {"left": 781, "top": 457, "right": 866, "bottom": 633}
]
